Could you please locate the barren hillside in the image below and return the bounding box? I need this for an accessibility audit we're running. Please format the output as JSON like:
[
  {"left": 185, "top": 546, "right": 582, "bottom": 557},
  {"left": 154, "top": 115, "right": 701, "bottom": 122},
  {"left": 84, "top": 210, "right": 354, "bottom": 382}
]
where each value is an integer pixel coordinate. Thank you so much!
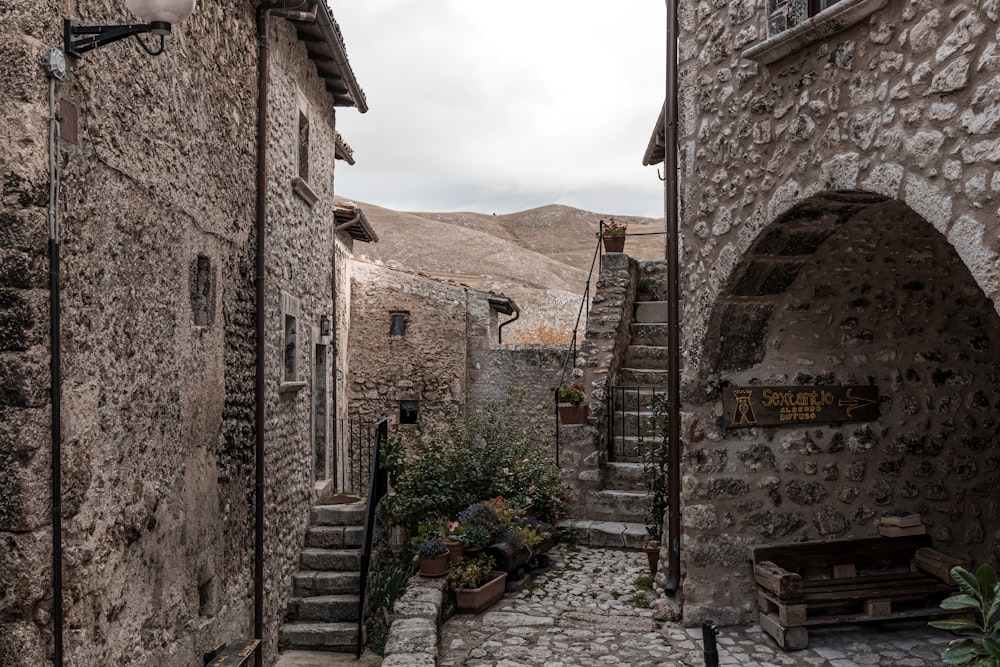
[{"left": 349, "top": 202, "right": 663, "bottom": 343}]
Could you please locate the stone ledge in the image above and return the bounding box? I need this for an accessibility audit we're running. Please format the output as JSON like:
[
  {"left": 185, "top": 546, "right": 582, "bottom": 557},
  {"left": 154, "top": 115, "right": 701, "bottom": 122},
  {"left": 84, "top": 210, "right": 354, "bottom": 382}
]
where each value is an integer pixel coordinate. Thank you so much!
[
  {"left": 741, "top": 0, "right": 888, "bottom": 65},
  {"left": 383, "top": 575, "right": 447, "bottom": 665}
]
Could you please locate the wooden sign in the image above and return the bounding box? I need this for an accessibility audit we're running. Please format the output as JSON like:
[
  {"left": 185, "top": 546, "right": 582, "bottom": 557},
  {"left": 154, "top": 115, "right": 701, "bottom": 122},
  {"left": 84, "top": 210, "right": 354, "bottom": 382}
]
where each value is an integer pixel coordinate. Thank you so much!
[{"left": 722, "top": 385, "right": 878, "bottom": 428}]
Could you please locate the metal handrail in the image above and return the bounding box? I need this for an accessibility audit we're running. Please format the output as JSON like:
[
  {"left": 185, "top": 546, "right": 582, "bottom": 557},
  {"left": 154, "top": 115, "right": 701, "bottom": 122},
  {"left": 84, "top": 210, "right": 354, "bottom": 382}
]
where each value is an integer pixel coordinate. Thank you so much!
[
  {"left": 606, "top": 385, "right": 668, "bottom": 461},
  {"left": 356, "top": 418, "right": 389, "bottom": 658},
  {"left": 553, "top": 229, "right": 606, "bottom": 466}
]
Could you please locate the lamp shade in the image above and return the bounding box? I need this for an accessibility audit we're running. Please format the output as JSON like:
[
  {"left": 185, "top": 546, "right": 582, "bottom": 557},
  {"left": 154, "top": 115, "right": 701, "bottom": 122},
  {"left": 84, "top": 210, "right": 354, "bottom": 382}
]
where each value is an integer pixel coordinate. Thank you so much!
[{"left": 124, "top": 0, "right": 196, "bottom": 24}]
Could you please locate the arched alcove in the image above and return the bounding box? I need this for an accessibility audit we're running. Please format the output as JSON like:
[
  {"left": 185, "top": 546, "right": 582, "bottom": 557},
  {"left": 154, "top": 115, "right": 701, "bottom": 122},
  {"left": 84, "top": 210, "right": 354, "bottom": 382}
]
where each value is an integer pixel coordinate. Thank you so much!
[{"left": 681, "top": 191, "right": 1000, "bottom": 624}]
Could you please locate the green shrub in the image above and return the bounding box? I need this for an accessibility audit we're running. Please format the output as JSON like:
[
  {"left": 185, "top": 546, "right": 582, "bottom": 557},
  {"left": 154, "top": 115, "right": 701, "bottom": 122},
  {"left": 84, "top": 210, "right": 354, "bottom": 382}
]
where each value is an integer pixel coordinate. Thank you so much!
[
  {"left": 381, "top": 400, "right": 564, "bottom": 529},
  {"left": 929, "top": 563, "right": 999, "bottom": 666}
]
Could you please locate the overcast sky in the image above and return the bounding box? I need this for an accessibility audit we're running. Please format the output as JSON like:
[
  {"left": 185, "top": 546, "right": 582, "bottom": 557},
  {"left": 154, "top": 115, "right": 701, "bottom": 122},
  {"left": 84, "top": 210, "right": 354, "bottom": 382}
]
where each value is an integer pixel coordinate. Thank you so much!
[{"left": 330, "top": 1, "right": 667, "bottom": 218}]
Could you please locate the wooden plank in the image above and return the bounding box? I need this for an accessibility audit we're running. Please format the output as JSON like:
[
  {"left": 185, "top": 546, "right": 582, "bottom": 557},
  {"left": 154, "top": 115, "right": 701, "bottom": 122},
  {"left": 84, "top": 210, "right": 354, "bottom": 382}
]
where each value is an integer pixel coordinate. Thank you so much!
[
  {"left": 865, "top": 599, "right": 892, "bottom": 618},
  {"left": 832, "top": 563, "right": 856, "bottom": 578},
  {"left": 752, "top": 535, "right": 931, "bottom": 568},
  {"left": 914, "top": 547, "right": 967, "bottom": 584},
  {"left": 759, "top": 611, "right": 809, "bottom": 650},
  {"left": 754, "top": 561, "right": 803, "bottom": 599},
  {"left": 778, "top": 602, "right": 808, "bottom": 626},
  {"left": 206, "top": 640, "right": 260, "bottom": 667}
]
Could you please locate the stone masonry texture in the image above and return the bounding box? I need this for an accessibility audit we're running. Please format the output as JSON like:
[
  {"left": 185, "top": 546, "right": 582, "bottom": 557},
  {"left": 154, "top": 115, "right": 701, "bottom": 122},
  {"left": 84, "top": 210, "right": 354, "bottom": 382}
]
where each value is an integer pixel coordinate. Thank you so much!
[
  {"left": 673, "top": 0, "right": 1000, "bottom": 625},
  {"left": 0, "top": 3, "right": 362, "bottom": 664}
]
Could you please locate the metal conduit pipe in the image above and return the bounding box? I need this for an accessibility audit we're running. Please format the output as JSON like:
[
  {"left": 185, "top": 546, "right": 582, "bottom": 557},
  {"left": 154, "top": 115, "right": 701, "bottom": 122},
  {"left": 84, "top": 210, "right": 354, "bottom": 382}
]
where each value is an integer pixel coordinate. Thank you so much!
[
  {"left": 254, "top": 3, "right": 308, "bottom": 665},
  {"left": 664, "top": 0, "right": 682, "bottom": 597}
]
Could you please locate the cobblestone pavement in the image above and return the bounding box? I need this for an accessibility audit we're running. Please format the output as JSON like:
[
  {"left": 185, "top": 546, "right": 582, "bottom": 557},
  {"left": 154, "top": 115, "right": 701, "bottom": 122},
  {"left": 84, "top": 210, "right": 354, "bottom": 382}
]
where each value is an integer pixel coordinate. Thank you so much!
[{"left": 439, "top": 545, "right": 953, "bottom": 667}]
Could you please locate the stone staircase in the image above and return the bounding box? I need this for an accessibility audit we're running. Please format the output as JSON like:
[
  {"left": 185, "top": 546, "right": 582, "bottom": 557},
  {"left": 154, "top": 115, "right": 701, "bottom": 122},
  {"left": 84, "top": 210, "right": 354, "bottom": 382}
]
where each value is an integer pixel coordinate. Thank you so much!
[
  {"left": 564, "top": 266, "right": 671, "bottom": 547},
  {"left": 279, "top": 501, "right": 365, "bottom": 653}
]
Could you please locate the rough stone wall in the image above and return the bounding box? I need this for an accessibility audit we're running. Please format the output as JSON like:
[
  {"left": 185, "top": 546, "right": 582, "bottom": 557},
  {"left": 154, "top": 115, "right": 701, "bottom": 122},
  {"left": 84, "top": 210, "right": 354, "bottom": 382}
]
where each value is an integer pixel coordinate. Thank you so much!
[
  {"left": 261, "top": 15, "right": 345, "bottom": 660},
  {"left": 348, "top": 261, "right": 564, "bottom": 434},
  {"left": 348, "top": 261, "right": 471, "bottom": 427},
  {"left": 0, "top": 3, "right": 352, "bottom": 664},
  {"left": 676, "top": 0, "right": 1000, "bottom": 624}
]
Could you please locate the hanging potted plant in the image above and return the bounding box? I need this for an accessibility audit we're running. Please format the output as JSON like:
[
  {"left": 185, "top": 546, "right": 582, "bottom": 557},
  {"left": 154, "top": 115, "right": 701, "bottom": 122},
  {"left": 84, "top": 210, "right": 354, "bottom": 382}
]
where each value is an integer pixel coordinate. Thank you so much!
[
  {"left": 597, "top": 218, "right": 627, "bottom": 253},
  {"left": 448, "top": 553, "right": 507, "bottom": 613},
  {"left": 551, "top": 382, "right": 588, "bottom": 424}
]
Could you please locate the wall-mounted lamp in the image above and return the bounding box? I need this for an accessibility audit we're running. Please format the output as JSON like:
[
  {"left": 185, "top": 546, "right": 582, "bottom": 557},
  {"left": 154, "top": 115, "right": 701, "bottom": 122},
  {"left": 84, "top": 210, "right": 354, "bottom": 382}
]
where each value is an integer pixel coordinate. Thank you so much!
[
  {"left": 64, "top": 0, "right": 196, "bottom": 59},
  {"left": 320, "top": 316, "right": 331, "bottom": 338}
]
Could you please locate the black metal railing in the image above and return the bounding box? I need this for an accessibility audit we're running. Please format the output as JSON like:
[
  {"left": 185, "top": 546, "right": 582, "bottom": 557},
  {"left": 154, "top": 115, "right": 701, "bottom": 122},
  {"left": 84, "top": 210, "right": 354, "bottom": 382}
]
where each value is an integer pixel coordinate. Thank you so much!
[
  {"left": 606, "top": 385, "right": 668, "bottom": 461},
  {"left": 553, "top": 232, "right": 606, "bottom": 466},
  {"left": 356, "top": 418, "right": 389, "bottom": 658},
  {"left": 334, "top": 417, "right": 382, "bottom": 496}
]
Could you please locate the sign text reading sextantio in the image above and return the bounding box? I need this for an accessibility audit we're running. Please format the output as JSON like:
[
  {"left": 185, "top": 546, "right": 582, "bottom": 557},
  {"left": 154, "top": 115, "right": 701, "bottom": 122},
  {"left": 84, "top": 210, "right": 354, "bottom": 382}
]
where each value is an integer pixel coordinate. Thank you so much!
[{"left": 721, "top": 385, "right": 879, "bottom": 428}]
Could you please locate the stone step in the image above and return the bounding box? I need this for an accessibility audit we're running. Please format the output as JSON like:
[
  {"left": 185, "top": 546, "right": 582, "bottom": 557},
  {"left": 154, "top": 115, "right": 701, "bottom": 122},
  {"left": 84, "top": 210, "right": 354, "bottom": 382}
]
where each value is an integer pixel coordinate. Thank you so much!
[
  {"left": 605, "top": 462, "right": 646, "bottom": 490},
  {"left": 287, "top": 595, "right": 360, "bottom": 623},
  {"left": 609, "top": 386, "right": 669, "bottom": 412},
  {"left": 305, "top": 525, "right": 365, "bottom": 549},
  {"left": 634, "top": 301, "right": 668, "bottom": 323},
  {"left": 585, "top": 490, "right": 647, "bottom": 523},
  {"left": 310, "top": 502, "right": 366, "bottom": 527},
  {"left": 630, "top": 322, "right": 670, "bottom": 346},
  {"left": 621, "top": 367, "right": 670, "bottom": 385},
  {"left": 623, "top": 345, "right": 670, "bottom": 370},
  {"left": 278, "top": 622, "right": 357, "bottom": 652},
  {"left": 609, "top": 436, "right": 662, "bottom": 461},
  {"left": 300, "top": 548, "right": 360, "bottom": 572},
  {"left": 612, "top": 411, "right": 663, "bottom": 437},
  {"left": 293, "top": 571, "right": 361, "bottom": 597},
  {"left": 557, "top": 519, "right": 648, "bottom": 549}
]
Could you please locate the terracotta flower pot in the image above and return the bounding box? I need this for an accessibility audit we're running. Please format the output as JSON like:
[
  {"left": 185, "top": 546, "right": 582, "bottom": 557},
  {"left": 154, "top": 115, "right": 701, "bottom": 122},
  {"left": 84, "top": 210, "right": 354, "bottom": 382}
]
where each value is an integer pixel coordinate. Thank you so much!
[
  {"left": 602, "top": 236, "right": 625, "bottom": 253},
  {"left": 418, "top": 551, "right": 450, "bottom": 578},
  {"left": 643, "top": 545, "right": 660, "bottom": 576},
  {"left": 558, "top": 404, "right": 588, "bottom": 425},
  {"left": 455, "top": 571, "right": 507, "bottom": 613},
  {"left": 443, "top": 540, "right": 463, "bottom": 566}
]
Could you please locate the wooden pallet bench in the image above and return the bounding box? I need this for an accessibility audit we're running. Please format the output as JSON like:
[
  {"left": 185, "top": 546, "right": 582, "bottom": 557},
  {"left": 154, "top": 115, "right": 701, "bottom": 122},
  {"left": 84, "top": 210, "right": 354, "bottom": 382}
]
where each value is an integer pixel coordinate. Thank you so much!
[{"left": 750, "top": 534, "right": 965, "bottom": 650}]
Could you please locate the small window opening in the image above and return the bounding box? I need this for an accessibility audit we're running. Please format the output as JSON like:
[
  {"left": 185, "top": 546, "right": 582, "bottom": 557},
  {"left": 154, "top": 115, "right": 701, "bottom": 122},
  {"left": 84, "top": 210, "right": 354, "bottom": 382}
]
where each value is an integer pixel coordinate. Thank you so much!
[
  {"left": 284, "top": 314, "right": 297, "bottom": 381},
  {"left": 809, "top": 0, "right": 842, "bottom": 15},
  {"left": 298, "top": 109, "right": 310, "bottom": 183},
  {"left": 390, "top": 313, "right": 407, "bottom": 337},
  {"left": 198, "top": 577, "right": 217, "bottom": 618},
  {"left": 190, "top": 254, "right": 215, "bottom": 326},
  {"left": 400, "top": 400, "right": 419, "bottom": 425}
]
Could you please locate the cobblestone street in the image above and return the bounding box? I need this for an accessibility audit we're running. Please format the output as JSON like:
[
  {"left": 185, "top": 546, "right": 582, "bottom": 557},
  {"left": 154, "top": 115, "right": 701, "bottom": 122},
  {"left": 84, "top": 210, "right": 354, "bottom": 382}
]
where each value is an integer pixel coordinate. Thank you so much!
[{"left": 438, "top": 545, "right": 954, "bottom": 667}]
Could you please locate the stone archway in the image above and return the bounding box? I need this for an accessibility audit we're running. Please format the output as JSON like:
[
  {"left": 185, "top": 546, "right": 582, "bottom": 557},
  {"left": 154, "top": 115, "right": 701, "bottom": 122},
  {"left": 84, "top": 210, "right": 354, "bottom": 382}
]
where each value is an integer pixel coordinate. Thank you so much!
[{"left": 678, "top": 191, "right": 1000, "bottom": 626}]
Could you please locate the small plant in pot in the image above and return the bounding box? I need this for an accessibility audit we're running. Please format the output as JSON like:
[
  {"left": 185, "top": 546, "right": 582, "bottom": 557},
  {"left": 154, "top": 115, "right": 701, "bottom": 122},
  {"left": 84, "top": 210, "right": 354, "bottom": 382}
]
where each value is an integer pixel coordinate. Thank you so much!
[
  {"left": 928, "top": 563, "right": 999, "bottom": 666},
  {"left": 412, "top": 533, "right": 450, "bottom": 578},
  {"left": 597, "top": 218, "right": 627, "bottom": 253},
  {"left": 448, "top": 553, "right": 507, "bottom": 613},
  {"left": 551, "top": 382, "right": 588, "bottom": 425}
]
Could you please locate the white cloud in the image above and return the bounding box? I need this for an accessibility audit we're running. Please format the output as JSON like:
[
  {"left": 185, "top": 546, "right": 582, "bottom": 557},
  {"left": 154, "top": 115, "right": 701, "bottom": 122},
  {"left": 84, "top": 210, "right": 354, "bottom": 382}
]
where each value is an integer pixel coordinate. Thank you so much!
[{"left": 332, "top": 0, "right": 667, "bottom": 217}]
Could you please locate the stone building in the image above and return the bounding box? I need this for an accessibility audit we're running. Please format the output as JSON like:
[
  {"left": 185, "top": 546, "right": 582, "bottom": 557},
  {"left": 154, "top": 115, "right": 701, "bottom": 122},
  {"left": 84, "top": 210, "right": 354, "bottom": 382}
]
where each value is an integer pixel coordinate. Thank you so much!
[
  {"left": 0, "top": 1, "right": 370, "bottom": 664},
  {"left": 639, "top": 0, "right": 1000, "bottom": 625},
  {"left": 346, "top": 259, "right": 564, "bottom": 430}
]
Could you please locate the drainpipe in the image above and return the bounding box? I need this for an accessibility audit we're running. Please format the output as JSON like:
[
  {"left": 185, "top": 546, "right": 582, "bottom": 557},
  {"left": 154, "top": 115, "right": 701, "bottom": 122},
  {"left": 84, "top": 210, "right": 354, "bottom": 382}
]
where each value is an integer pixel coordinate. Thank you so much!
[
  {"left": 46, "top": 68, "right": 64, "bottom": 667},
  {"left": 254, "top": 3, "right": 307, "bottom": 665},
  {"left": 664, "top": 0, "right": 682, "bottom": 597}
]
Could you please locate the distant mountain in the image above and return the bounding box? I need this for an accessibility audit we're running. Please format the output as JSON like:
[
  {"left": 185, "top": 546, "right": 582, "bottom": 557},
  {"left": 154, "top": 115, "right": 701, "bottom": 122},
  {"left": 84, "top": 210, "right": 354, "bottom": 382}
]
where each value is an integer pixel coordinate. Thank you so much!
[{"left": 349, "top": 202, "right": 664, "bottom": 343}]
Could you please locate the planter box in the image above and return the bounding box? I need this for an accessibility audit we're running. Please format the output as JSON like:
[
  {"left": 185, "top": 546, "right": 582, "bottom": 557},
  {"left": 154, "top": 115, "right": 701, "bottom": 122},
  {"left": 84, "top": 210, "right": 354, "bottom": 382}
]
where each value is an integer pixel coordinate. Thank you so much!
[
  {"left": 454, "top": 571, "right": 507, "bottom": 613},
  {"left": 558, "top": 404, "right": 588, "bottom": 425}
]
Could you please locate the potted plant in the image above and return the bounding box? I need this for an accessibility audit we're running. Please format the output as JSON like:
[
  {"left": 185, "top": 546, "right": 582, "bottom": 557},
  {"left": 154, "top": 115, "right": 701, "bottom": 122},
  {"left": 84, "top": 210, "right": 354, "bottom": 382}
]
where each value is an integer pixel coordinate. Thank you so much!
[
  {"left": 635, "top": 277, "right": 655, "bottom": 302},
  {"left": 443, "top": 520, "right": 464, "bottom": 565},
  {"left": 448, "top": 553, "right": 507, "bottom": 613},
  {"left": 551, "top": 382, "right": 588, "bottom": 425},
  {"left": 642, "top": 395, "right": 670, "bottom": 575},
  {"left": 457, "top": 501, "right": 499, "bottom": 558},
  {"left": 597, "top": 217, "right": 627, "bottom": 253},
  {"left": 414, "top": 536, "right": 449, "bottom": 577}
]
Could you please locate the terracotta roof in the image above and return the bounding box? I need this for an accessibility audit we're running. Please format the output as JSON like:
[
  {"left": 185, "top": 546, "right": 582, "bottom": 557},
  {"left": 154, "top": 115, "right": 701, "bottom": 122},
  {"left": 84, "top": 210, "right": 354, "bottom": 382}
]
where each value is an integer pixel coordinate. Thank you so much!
[
  {"left": 333, "top": 201, "right": 378, "bottom": 243},
  {"left": 643, "top": 101, "right": 666, "bottom": 167},
  {"left": 281, "top": 1, "right": 368, "bottom": 113},
  {"left": 335, "top": 131, "right": 355, "bottom": 164}
]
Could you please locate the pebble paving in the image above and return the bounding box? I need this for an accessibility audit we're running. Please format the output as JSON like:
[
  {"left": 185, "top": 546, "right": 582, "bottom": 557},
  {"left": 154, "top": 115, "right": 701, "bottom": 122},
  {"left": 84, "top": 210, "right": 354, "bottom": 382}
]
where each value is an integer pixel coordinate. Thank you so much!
[{"left": 438, "top": 545, "right": 954, "bottom": 667}]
